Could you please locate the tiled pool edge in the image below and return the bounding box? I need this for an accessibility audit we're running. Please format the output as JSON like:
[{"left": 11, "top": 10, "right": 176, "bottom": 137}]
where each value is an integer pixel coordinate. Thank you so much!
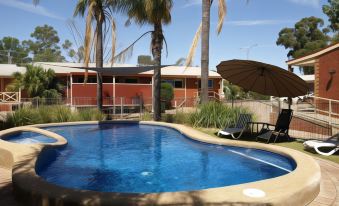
[{"left": 0, "top": 121, "right": 320, "bottom": 206}]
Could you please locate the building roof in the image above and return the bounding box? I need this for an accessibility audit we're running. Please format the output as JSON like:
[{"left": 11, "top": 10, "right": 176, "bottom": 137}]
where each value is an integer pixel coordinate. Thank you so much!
[
  {"left": 0, "top": 64, "right": 26, "bottom": 77},
  {"left": 286, "top": 43, "right": 339, "bottom": 66},
  {"left": 0, "top": 63, "right": 221, "bottom": 78},
  {"left": 35, "top": 62, "right": 221, "bottom": 78}
]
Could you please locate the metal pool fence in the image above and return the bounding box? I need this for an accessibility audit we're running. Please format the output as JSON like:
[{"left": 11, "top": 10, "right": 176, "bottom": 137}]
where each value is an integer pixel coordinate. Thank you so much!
[{"left": 1, "top": 96, "right": 338, "bottom": 140}]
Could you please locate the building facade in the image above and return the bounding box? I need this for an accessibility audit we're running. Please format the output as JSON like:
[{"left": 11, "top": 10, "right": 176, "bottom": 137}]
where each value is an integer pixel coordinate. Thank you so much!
[
  {"left": 287, "top": 43, "right": 339, "bottom": 100},
  {"left": 287, "top": 43, "right": 339, "bottom": 116},
  {"left": 0, "top": 63, "right": 223, "bottom": 111}
]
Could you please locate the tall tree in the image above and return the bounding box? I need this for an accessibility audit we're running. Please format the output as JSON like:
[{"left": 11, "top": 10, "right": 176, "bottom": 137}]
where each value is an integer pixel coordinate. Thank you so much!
[
  {"left": 119, "top": 0, "right": 173, "bottom": 121},
  {"left": 0, "top": 37, "right": 30, "bottom": 64},
  {"left": 186, "top": 0, "right": 226, "bottom": 104},
  {"left": 277, "top": 16, "right": 330, "bottom": 58},
  {"left": 23, "top": 25, "right": 65, "bottom": 62},
  {"left": 74, "top": 0, "right": 118, "bottom": 111},
  {"left": 323, "top": 0, "right": 339, "bottom": 43}
]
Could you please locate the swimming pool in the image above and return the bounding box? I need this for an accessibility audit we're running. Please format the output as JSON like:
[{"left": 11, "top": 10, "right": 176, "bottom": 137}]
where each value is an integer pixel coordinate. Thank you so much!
[{"left": 27, "top": 123, "right": 297, "bottom": 193}]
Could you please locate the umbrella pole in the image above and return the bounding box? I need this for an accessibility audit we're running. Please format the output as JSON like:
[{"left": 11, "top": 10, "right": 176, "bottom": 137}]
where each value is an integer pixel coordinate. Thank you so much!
[{"left": 288, "top": 97, "right": 292, "bottom": 110}]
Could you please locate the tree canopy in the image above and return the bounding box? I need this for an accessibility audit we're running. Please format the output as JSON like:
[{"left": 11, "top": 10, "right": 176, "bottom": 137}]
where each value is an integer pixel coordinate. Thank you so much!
[
  {"left": 276, "top": 16, "right": 330, "bottom": 58},
  {"left": 23, "top": 25, "right": 65, "bottom": 62},
  {"left": 0, "top": 37, "right": 30, "bottom": 64},
  {"left": 323, "top": 0, "right": 339, "bottom": 43}
]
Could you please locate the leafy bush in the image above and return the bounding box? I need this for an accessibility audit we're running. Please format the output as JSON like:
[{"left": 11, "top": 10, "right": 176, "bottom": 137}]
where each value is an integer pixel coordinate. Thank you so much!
[
  {"left": 161, "top": 83, "right": 174, "bottom": 111},
  {"left": 188, "top": 101, "right": 251, "bottom": 128}
]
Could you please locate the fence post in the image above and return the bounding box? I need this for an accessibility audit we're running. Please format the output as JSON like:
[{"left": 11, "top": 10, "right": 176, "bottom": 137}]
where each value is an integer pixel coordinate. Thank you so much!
[
  {"left": 120, "top": 97, "right": 123, "bottom": 119},
  {"left": 139, "top": 97, "right": 142, "bottom": 119},
  {"left": 329, "top": 99, "right": 332, "bottom": 126}
]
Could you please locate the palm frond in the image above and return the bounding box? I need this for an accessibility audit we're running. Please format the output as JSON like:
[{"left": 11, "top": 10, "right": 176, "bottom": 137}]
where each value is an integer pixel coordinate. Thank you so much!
[
  {"left": 217, "top": 0, "right": 227, "bottom": 34},
  {"left": 185, "top": 23, "right": 202, "bottom": 67},
  {"left": 83, "top": 5, "right": 94, "bottom": 83},
  {"left": 110, "top": 17, "right": 117, "bottom": 66},
  {"left": 114, "top": 31, "right": 152, "bottom": 63}
]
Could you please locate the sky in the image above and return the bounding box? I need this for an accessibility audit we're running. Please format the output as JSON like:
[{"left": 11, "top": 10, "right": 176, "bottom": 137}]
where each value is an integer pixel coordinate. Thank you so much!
[{"left": 0, "top": 0, "right": 330, "bottom": 71}]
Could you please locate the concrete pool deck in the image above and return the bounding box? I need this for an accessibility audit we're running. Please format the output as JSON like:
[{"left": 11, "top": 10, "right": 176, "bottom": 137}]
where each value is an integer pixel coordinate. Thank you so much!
[{"left": 0, "top": 121, "right": 323, "bottom": 205}]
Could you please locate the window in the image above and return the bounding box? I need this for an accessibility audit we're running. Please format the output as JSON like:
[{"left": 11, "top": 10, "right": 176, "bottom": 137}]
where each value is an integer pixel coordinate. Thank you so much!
[
  {"left": 208, "top": 79, "right": 214, "bottom": 88},
  {"left": 162, "top": 79, "right": 184, "bottom": 88},
  {"left": 198, "top": 80, "right": 214, "bottom": 89},
  {"left": 115, "top": 77, "right": 138, "bottom": 84},
  {"left": 125, "top": 78, "right": 138, "bottom": 84},
  {"left": 73, "top": 76, "right": 97, "bottom": 83},
  {"left": 103, "top": 76, "right": 113, "bottom": 83}
]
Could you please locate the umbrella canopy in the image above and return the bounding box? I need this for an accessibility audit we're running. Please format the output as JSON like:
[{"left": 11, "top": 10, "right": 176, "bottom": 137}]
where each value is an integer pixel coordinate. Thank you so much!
[{"left": 217, "top": 59, "right": 309, "bottom": 97}]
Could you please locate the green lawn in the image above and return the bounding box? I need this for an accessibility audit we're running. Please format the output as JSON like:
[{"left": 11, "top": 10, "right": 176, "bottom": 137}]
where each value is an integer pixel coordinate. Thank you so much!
[{"left": 197, "top": 128, "right": 339, "bottom": 164}]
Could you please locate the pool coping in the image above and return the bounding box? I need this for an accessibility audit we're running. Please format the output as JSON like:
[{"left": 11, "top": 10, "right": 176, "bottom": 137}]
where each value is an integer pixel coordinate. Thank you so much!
[{"left": 0, "top": 121, "right": 321, "bottom": 206}]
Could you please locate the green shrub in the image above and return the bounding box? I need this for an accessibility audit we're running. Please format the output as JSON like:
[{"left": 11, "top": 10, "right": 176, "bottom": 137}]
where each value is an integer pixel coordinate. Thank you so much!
[
  {"left": 172, "top": 111, "right": 190, "bottom": 125},
  {"left": 2, "top": 105, "right": 107, "bottom": 129},
  {"left": 76, "top": 108, "right": 106, "bottom": 121},
  {"left": 5, "top": 107, "right": 42, "bottom": 127},
  {"left": 141, "top": 112, "right": 153, "bottom": 121},
  {"left": 188, "top": 101, "right": 251, "bottom": 128},
  {"left": 37, "top": 106, "right": 55, "bottom": 123},
  {"left": 161, "top": 83, "right": 174, "bottom": 111},
  {"left": 52, "top": 106, "right": 73, "bottom": 122}
]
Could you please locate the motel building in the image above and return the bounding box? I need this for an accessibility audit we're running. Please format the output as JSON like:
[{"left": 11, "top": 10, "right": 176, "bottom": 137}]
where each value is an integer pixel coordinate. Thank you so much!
[
  {"left": 0, "top": 63, "right": 223, "bottom": 112},
  {"left": 287, "top": 43, "right": 339, "bottom": 116}
]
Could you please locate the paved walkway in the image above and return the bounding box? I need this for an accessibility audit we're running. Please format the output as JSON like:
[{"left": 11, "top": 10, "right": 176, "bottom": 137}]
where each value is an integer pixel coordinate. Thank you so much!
[
  {"left": 309, "top": 158, "right": 339, "bottom": 206},
  {"left": 1, "top": 158, "right": 338, "bottom": 206}
]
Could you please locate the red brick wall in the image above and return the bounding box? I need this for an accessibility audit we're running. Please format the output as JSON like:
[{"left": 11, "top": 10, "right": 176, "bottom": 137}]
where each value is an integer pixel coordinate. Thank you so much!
[
  {"left": 317, "top": 48, "right": 339, "bottom": 100},
  {"left": 71, "top": 84, "right": 114, "bottom": 105}
]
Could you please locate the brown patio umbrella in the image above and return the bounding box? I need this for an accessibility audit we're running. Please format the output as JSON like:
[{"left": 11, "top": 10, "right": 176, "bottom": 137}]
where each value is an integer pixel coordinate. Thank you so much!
[{"left": 216, "top": 59, "right": 309, "bottom": 97}]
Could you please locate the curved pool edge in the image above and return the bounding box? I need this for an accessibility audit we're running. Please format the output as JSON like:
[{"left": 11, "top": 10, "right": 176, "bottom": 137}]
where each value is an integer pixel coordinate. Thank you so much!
[
  {"left": 0, "top": 121, "right": 321, "bottom": 206},
  {"left": 0, "top": 126, "right": 67, "bottom": 169}
]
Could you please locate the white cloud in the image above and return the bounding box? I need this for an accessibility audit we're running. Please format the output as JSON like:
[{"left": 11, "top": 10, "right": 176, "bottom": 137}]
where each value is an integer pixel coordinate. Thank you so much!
[
  {"left": 0, "top": 0, "right": 64, "bottom": 20},
  {"left": 225, "top": 20, "right": 294, "bottom": 26},
  {"left": 287, "top": 0, "right": 321, "bottom": 7}
]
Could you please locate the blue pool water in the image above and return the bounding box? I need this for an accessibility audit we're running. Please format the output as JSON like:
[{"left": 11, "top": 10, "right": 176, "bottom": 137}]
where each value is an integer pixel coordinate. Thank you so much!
[
  {"left": 34, "top": 123, "right": 295, "bottom": 193},
  {"left": 2, "top": 131, "right": 57, "bottom": 144}
]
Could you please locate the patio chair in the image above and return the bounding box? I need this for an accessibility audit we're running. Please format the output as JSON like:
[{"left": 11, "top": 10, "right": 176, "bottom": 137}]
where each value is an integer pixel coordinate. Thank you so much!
[
  {"left": 217, "top": 114, "right": 252, "bottom": 139},
  {"left": 256, "top": 109, "right": 293, "bottom": 143},
  {"left": 303, "top": 133, "right": 339, "bottom": 156}
]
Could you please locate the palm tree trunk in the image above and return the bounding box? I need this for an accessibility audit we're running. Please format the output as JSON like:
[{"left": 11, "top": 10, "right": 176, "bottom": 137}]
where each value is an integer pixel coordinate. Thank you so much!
[
  {"left": 201, "top": 0, "right": 211, "bottom": 104},
  {"left": 152, "top": 23, "right": 163, "bottom": 121},
  {"left": 96, "top": 20, "right": 103, "bottom": 111}
]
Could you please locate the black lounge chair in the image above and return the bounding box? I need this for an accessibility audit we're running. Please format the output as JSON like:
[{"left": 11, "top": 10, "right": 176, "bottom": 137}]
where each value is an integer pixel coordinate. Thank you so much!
[
  {"left": 218, "top": 114, "right": 252, "bottom": 139},
  {"left": 255, "top": 109, "right": 293, "bottom": 143}
]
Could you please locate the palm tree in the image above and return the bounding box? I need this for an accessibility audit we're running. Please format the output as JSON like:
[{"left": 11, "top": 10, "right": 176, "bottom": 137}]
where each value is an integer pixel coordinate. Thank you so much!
[
  {"left": 118, "top": 0, "right": 173, "bottom": 121},
  {"left": 7, "top": 65, "right": 63, "bottom": 98},
  {"left": 34, "top": 0, "right": 118, "bottom": 111},
  {"left": 73, "top": 0, "right": 120, "bottom": 111},
  {"left": 186, "top": 0, "right": 226, "bottom": 103}
]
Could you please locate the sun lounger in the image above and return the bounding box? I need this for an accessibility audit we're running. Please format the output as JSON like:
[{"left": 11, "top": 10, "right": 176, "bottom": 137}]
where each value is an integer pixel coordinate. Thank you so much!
[
  {"left": 303, "top": 134, "right": 339, "bottom": 156},
  {"left": 217, "top": 114, "right": 252, "bottom": 139}
]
